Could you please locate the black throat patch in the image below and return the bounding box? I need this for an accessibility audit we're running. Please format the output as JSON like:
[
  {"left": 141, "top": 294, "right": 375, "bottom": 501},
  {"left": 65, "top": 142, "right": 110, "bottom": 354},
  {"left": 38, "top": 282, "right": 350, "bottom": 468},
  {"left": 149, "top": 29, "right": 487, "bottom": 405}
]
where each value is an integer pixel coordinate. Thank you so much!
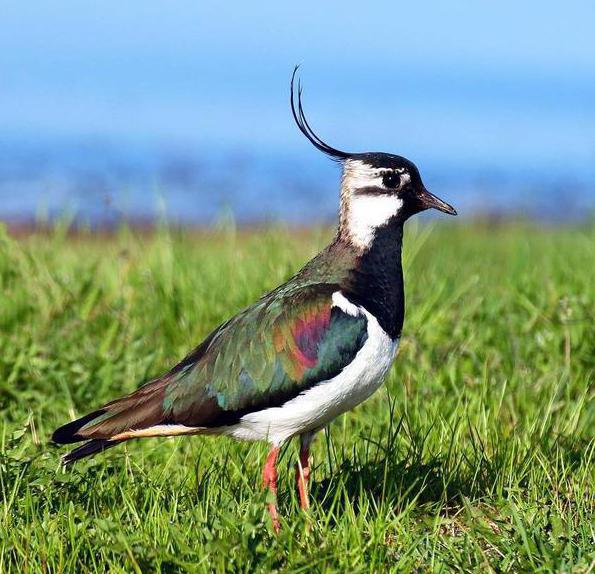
[{"left": 343, "top": 222, "right": 405, "bottom": 340}]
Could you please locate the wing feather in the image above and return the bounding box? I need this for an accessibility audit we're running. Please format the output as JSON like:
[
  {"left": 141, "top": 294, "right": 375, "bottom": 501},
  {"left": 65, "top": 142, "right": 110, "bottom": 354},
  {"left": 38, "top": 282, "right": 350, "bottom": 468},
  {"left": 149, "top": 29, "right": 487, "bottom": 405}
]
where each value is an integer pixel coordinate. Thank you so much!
[{"left": 164, "top": 285, "right": 367, "bottom": 426}]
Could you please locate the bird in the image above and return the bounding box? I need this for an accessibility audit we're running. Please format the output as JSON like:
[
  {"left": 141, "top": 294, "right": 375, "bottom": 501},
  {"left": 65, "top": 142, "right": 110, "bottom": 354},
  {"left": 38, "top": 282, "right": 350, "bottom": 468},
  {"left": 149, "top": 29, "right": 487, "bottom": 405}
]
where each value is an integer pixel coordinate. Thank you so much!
[{"left": 52, "top": 67, "right": 456, "bottom": 532}]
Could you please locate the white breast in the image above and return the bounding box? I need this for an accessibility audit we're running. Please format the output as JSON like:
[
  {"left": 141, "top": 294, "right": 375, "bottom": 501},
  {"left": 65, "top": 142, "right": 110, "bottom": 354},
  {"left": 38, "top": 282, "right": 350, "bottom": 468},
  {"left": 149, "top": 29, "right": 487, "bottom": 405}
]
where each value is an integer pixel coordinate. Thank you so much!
[{"left": 224, "top": 292, "right": 399, "bottom": 446}]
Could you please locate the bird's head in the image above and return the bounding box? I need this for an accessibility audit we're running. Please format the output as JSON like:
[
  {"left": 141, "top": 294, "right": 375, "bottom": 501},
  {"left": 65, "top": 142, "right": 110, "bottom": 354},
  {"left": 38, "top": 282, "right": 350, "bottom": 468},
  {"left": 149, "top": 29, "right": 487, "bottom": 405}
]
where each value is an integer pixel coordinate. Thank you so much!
[{"left": 291, "top": 68, "right": 456, "bottom": 250}]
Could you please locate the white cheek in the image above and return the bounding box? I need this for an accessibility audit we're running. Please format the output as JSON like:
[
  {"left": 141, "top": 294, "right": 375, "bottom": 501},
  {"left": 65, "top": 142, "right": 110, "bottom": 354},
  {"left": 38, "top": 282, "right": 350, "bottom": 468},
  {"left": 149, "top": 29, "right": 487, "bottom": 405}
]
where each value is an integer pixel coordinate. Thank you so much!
[
  {"left": 352, "top": 194, "right": 403, "bottom": 226},
  {"left": 348, "top": 194, "right": 403, "bottom": 248}
]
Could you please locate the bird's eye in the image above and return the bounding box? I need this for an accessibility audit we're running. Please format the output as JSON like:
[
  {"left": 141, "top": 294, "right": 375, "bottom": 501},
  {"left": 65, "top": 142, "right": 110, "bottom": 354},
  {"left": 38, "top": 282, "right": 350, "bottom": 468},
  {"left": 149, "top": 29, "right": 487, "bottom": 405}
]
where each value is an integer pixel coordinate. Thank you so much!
[{"left": 382, "top": 172, "right": 401, "bottom": 189}]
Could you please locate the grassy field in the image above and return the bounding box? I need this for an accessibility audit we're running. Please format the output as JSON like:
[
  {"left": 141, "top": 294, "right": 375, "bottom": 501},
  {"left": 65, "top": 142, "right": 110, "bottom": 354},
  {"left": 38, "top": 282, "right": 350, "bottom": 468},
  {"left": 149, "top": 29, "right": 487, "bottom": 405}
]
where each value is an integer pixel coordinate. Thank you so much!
[{"left": 0, "top": 220, "right": 593, "bottom": 573}]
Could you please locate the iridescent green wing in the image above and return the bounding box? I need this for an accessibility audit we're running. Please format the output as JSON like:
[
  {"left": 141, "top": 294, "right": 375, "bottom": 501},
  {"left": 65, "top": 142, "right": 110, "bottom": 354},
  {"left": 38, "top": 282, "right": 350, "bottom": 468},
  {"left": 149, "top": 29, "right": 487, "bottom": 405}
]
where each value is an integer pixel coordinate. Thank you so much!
[{"left": 162, "top": 285, "right": 368, "bottom": 427}]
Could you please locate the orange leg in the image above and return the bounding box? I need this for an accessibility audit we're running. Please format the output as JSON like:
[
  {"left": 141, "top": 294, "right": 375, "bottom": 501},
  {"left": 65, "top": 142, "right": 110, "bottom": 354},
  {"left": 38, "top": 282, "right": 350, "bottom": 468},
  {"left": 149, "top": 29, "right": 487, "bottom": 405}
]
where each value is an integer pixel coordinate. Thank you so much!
[
  {"left": 262, "top": 446, "right": 281, "bottom": 533},
  {"left": 295, "top": 433, "right": 313, "bottom": 510}
]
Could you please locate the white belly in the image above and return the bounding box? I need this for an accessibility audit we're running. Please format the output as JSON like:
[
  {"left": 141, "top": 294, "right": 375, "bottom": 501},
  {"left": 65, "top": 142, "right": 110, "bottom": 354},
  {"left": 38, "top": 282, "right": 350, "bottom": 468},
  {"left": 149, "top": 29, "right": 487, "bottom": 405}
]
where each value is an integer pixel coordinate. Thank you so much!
[{"left": 223, "top": 301, "right": 399, "bottom": 446}]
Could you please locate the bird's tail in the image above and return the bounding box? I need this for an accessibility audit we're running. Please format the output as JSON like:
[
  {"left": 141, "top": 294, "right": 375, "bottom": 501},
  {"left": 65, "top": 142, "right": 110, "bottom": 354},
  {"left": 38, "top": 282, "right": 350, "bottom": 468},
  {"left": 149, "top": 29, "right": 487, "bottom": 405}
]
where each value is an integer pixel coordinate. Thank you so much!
[
  {"left": 61, "top": 439, "right": 122, "bottom": 465},
  {"left": 52, "top": 378, "right": 172, "bottom": 464}
]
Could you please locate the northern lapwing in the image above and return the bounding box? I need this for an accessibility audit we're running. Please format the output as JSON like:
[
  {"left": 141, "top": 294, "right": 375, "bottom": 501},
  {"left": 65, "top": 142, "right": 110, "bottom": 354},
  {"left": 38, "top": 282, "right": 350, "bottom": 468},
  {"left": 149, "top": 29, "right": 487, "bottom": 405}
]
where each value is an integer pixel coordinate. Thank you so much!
[{"left": 52, "top": 68, "right": 456, "bottom": 531}]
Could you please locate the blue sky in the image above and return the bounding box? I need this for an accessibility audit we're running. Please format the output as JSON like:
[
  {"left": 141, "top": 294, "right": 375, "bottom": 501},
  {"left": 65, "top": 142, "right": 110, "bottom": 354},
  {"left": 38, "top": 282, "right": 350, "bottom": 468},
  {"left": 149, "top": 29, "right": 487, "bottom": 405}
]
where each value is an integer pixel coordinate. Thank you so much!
[{"left": 0, "top": 1, "right": 594, "bottom": 223}]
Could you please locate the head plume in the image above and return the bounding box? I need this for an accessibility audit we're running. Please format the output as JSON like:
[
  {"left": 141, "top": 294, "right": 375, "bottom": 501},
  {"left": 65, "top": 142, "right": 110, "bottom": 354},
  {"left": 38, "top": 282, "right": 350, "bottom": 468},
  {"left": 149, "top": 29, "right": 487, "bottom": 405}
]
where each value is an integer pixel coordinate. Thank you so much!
[{"left": 290, "top": 66, "right": 351, "bottom": 161}]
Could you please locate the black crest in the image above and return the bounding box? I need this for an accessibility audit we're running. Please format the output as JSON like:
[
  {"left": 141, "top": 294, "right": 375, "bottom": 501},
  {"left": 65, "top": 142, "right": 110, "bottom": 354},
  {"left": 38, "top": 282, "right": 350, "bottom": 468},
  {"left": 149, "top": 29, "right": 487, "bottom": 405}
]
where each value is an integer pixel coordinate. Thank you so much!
[{"left": 290, "top": 66, "right": 351, "bottom": 161}]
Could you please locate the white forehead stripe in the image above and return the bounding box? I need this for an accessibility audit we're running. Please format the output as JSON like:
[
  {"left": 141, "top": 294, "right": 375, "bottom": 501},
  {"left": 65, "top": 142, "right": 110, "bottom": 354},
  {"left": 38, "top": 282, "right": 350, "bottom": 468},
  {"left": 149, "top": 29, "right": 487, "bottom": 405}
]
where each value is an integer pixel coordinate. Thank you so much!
[
  {"left": 343, "top": 160, "right": 386, "bottom": 189},
  {"left": 343, "top": 159, "right": 410, "bottom": 190}
]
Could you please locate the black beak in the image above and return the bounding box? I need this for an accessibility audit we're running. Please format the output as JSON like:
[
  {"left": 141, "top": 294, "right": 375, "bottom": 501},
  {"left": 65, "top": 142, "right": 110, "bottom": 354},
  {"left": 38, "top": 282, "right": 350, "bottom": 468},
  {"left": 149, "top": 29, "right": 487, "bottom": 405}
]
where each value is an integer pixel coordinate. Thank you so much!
[{"left": 418, "top": 187, "right": 457, "bottom": 216}]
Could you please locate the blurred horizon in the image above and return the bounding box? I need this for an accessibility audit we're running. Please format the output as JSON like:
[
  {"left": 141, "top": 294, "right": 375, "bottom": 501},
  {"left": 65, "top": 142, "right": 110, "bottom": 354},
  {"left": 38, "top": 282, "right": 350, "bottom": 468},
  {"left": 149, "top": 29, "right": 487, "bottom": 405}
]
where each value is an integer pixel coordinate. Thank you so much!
[{"left": 1, "top": 1, "right": 595, "bottom": 225}]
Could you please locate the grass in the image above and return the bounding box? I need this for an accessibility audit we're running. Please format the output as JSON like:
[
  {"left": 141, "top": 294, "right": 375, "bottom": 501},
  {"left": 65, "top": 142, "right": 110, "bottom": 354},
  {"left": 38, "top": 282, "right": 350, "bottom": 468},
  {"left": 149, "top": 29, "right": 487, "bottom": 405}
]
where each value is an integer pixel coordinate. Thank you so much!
[{"left": 0, "top": 220, "right": 593, "bottom": 573}]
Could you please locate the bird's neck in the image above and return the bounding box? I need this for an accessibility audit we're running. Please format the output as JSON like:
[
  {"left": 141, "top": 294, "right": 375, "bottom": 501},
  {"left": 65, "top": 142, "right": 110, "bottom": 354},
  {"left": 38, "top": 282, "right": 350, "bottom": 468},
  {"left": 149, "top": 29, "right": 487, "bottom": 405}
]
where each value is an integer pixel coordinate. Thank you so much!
[
  {"left": 340, "top": 221, "right": 405, "bottom": 340},
  {"left": 298, "top": 220, "right": 406, "bottom": 339}
]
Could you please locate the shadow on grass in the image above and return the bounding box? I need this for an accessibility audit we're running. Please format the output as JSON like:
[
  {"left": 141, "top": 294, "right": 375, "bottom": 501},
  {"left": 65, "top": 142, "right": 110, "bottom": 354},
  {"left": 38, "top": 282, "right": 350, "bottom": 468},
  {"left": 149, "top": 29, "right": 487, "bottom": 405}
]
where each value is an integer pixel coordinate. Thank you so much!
[
  {"left": 309, "top": 455, "right": 466, "bottom": 516},
  {"left": 304, "top": 423, "right": 591, "bottom": 520}
]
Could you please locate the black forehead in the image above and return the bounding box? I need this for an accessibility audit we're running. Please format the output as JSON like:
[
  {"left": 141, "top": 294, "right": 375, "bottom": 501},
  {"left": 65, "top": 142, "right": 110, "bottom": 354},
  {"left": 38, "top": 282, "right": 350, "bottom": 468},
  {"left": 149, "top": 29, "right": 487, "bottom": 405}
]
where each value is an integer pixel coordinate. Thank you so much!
[{"left": 353, "top": 152, "right": 419, "bottom": 174}]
